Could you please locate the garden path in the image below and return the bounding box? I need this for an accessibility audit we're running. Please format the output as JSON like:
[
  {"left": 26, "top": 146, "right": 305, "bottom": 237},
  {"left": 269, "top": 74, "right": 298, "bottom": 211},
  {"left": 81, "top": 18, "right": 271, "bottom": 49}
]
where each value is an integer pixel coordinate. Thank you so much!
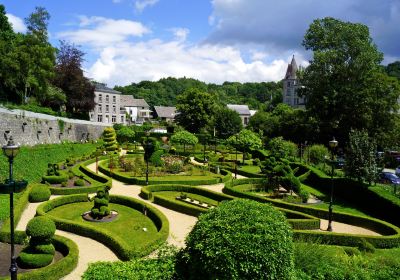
[{"left": 317, "top": 219, "right": 381, "bottom": 236}]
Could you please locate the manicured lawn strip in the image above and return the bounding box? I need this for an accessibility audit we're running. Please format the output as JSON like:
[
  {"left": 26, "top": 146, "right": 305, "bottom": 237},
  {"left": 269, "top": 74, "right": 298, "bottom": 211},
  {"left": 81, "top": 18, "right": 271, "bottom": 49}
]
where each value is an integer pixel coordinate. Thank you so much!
[
  {"left": 239, "top": 165, "right": 261, "bottom": 173},
  {"left": 224, "top": 179, "right": 400, "bottom": 248},
  {"left": 36, "top": 194, "right": 169, "bottom": 260},
  {"left": 300, "top": 183, "right": 326, "bottom": 198},
  {"left": 1, "top": 235, "right": 79, "bottom": 280},
  {"left": 99, "top": 159, "right": 231, "bottom": 185}
]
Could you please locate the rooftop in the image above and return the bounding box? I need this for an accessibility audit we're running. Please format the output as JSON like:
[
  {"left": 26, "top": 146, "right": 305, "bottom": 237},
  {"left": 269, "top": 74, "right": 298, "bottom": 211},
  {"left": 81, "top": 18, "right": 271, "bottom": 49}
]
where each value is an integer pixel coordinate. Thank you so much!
[
  {"left": 120, "top": 95, "right": 149, "bottom": 107},
  {"left": 227, "top": 104, "right": 251, "bottom": 115},
  {"left": 154, "top": 106, "right": 177, "bottom": 118},
  {"left": 93, "top": 82, "right": 121, "bottom": 94}
]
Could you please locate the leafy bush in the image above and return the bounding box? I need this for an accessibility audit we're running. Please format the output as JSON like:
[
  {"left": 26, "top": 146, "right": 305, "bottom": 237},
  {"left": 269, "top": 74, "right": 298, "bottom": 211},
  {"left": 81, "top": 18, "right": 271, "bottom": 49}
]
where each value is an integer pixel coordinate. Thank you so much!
[
  {"left": 299, "top": 188, "right": 310, "bottom": 203},
  {"left": 29, "top": 184, "right": 51, "bottom": 202},
  {"left": 304, "top": 144, "right": 329, "bottom": 164},
  {"left": 268, "top": 137, "right": 298, "bottom": 160},
  {"left": 74, "top": 179, "right": 85, "bottom": 186},
  {"left": 176, "top": 199, "right": 294, "bottom": 280},
  {"left": 116, "top": 126, "right": 135, "bottom": 144},
  {"left": 150, "top": 150, "right": 165, "bottom": 167}
]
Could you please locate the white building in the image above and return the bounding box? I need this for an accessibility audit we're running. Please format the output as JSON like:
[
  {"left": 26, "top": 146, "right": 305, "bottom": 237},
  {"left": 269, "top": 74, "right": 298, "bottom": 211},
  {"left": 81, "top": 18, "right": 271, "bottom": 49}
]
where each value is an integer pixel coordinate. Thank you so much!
[
  {"left": 227, "top": 104, "right": 251, "bottom": 126},
  {"left": 120, "top": 95, "right": 151, "bottom": 124}
]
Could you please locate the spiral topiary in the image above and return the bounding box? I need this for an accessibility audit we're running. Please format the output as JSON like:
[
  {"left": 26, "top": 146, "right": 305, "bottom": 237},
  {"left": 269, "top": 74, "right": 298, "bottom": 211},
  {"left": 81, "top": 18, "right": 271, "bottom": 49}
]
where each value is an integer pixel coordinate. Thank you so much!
[
  {"left": 89, "top": 186, "right": 111, "bottom": 219},
  {"left": 103, "top": 127, "right": 118, "bottom": 152},
  {"left": 18, "top": 216, "right": 56, "bottom": 268}
]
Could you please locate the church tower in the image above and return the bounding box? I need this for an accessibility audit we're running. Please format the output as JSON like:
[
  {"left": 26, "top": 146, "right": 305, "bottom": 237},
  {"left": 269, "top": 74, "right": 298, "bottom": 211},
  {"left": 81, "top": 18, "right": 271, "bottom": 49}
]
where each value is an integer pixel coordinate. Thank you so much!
[{"left": 282, "top": 56, "right": 305, "bottom": 108}]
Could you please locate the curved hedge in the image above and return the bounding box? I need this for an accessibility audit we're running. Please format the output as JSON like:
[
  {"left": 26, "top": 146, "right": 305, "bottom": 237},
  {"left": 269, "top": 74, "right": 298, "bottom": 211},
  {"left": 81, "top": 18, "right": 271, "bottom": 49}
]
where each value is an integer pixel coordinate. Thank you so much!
[
  {"left": 141, "top": 184, "right": 320, "bottom": 230},
  {"left": 223, "top": 178, "right": 400, "bottom": 248},
  {"left": 99, "top": 159, "right": 231, "bottom": 186},
  {"left": 0, "top": 234, "right": 78, "bottom": 280},
  {"left": 49, "top": 157, "right": 112, "bottom": 195},
  {"left": 36, "top": 194, "right": 169, "bottom": 260}
]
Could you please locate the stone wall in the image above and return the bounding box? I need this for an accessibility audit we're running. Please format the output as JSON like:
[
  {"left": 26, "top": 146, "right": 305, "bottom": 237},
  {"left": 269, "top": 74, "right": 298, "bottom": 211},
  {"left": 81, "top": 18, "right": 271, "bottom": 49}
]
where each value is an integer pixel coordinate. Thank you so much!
[{"left": 0, "top": 107, "right": 111, "bottom": 146}]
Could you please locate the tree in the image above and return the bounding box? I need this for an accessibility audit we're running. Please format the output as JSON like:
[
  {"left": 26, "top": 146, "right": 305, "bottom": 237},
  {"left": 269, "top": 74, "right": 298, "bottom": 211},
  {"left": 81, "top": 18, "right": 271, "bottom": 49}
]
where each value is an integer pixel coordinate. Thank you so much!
[
  {"left": 40, "top": 85, "right": 66, "bottom": 111},
  {"left": 213, "top": 107, "right": 243, "bottom": 139},
  {"left": 268, "top": 137, "right": 298, "bottom": 160},
  {"left": 170, "top": 130, "right": 198, "bottom": 153},
  {"left": 176, "top": 199, "right": 294, "bottom": 280},
  {"left": 300, "top": 17, "right": 399, "bottom": 145},
  {"left": 227, "top": 129, "right": 262, "bottom": 163},
  {"left": 53, "top": 41, "right": 95, "bottom": 117},
  {"left": 344, "top": 130, "right": 377, "bottom": 184},
  {"left": 116, "top": 126, "right": 135, "bottom": 144},
  {"left": 385, "top": 61, "right": 400, "bottom": 80},
  {"left": 175, "top": 88, "right": 216, "bottom": 133}
]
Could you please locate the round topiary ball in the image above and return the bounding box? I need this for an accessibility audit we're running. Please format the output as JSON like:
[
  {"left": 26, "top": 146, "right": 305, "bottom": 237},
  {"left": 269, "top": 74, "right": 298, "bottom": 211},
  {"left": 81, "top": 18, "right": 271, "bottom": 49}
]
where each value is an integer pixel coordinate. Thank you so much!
[
  {"left": 176, "top": 199, "right": 294, "bottom": 280},
  {"left": 29, "top": 184, "right": 51, "bottom": 202},
  {"left": 26, "top": 216, "right": 56, "bottom": 241}
]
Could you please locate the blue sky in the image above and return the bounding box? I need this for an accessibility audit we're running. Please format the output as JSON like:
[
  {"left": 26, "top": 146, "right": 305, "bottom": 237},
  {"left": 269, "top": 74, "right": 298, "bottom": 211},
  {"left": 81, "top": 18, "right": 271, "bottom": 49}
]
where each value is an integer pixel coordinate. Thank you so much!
[{"left": 2, "top": 0, "right": 400, "bottom": 86}]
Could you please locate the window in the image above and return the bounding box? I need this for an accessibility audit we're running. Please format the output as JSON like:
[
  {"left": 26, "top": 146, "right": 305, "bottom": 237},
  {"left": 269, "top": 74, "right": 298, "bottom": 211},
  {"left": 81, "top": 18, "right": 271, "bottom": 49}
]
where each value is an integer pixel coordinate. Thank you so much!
[
  {"left": 97, "top": 115, "right": 103, "bottom": 122},
  {"left": 105, "top": 115, "right": 109, "bottom": 123},
  {"left": 98, "top": 104, "right": 102, "bottom": 113},
  {"left": 106, "top": 105, "right": 109, "bottom": 113},
  {"left": 112, "top": 115, "right": 116, "bottom": 123},
  {"left": 121, "top": 116, "right": 124, "bottom": 123},
  {"left": 113, "top": 96, "right": 116, "bottom": 103},
  {"left": 106, "top": 95, "right": 109, "bottom": 102},
  {"left": 98, "top": 94, "right": 102, "bottom": 102},
  {"left": 244, "top": 117, "right": 249, "bottom": 125},
  {"left": 112, "top": 105, "right": 116, "bottom": 113}
]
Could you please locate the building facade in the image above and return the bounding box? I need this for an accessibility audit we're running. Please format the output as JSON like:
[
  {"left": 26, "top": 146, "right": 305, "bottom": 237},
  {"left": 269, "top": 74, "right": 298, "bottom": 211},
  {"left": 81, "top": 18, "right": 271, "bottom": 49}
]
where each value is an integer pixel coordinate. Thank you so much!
[
  {"left": 282, "top": 56, "right": 305, "bottom": 108},
  {"left": 121, "top": 95, "right": 151, "bottom": 124},
  {"left": 89, "top": 83, "right": 126, "bottom": 124}
]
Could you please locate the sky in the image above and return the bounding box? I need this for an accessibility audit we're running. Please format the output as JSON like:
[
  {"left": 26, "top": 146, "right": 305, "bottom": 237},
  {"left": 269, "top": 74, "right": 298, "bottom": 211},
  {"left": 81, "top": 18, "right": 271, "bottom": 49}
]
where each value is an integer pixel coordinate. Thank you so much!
[{"left": 2, "top": 0, "right": 400, "bottom": 87}]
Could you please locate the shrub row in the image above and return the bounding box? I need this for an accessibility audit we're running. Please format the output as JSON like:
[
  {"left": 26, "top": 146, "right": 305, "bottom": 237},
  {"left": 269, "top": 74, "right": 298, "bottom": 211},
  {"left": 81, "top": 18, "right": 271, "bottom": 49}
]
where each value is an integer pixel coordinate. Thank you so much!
[
  {"left": 216, "top": 164, "right": 265, "bottom": 178},
  {"left": 0, "top": 234, "right": 78, "bottom": 280},
  {"left": 36, "top": 194, "right": 169, "bottom": 260},
  {"left": 292, "top": 162, "right": 400, "bottom": 227},
  {"left": 224, "top": 179, "right": 400, "bottom": 248},
  {"left": 99, "top": 160, "right": 231, "bottom": 186},
  {"left": 42, "top": 173, "right": 69, "bottom": 184}
]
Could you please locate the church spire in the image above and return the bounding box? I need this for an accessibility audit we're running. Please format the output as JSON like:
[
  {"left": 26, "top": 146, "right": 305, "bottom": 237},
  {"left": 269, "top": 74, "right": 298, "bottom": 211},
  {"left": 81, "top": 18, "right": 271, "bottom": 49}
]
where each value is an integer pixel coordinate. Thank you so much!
[{"left": 284, "top": 55, "right": 298, "bottom": 79}]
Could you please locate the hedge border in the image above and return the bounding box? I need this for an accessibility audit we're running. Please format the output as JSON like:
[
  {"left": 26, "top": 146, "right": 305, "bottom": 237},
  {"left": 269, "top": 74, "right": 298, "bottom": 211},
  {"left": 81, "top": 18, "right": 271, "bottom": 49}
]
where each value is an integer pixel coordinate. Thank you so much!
[
  {"left": 36, "top": 194, "right": 169, "bottom": 260},
  {"left": 48, "top": 157, "right": 112, "bottom": 195},
  {"left": 141, "top": 184, "right": 320, "bottom": 230},
  {"left": 223, "top": 178, "right": 400, "bottom": 248},
  {"left": 99, "top": 157, "right": 231, "bottom": 186}
]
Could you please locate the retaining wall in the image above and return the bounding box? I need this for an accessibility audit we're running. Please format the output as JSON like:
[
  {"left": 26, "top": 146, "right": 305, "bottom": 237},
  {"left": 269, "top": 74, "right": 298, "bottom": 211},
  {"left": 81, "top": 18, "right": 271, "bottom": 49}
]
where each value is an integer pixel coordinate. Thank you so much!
[{"left": 0, "top": 107, "right": 110, "bottom": 146}]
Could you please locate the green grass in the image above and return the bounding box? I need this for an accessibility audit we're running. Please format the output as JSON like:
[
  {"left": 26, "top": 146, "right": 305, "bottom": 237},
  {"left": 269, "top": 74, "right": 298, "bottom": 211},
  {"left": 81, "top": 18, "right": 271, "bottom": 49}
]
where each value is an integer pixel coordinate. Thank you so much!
[
  {"left": 46, "top": 202, "right": 159, "bottom": 250},
  {"left": 239, "top": 165, "right": 261, "bottom": 174},
  {"left": 155, "top": 191, "right": 219, "bottom": 207},
  {"left": 300, "top": 183, "right": 326, "bottom": 198}
]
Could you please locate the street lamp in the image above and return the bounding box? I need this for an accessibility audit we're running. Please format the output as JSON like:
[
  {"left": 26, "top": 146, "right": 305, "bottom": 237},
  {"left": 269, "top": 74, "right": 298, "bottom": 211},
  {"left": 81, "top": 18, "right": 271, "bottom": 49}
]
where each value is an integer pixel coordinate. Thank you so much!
[
  {"left": 327, "top": 137, "right": 338, "bottom": 232},
  {"left": 234, "top": 135, "right": 238, "bottom": 179},
  {"left": 144, "top": 132, "right": 153, "bottom": 185},
  {"left": 2, "top": 136, "right": 27, "bottom": 280}
]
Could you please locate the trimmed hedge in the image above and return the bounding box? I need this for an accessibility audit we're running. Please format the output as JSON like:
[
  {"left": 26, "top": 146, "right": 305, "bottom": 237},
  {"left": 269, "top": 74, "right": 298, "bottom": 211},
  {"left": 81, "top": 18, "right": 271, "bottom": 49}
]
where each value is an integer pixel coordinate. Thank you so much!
[
  {"left": 36, "top": 194, "right": 169, "bottom": 260},
  {"left": 49, "top": 157, "right": 112, "bottom": 195},
  {"left": 223, "top": 179, "right": 400, "bottom": 248},
  {"left": 0, "top": 234, "right": 78, "bottom": 280},
  {"left": 99, "top": 159, "right": 231, "bottom": 186},
  {"left": 29, "top": 184, "right": 51, "bottom": 202},
  {"left": 292, "top": 162, "right": 400, "bottom": 227},
  {"left": 217, "top": 164, "right": 265, "bottom": 178},
  {"left": 42, "top": 173, "right": 68, "bottom": 184}
]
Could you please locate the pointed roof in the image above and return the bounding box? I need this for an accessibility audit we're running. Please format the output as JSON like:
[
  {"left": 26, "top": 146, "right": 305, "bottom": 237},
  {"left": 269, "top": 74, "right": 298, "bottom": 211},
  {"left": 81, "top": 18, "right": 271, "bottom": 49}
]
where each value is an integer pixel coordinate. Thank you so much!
[
  {"left": 154, "top": 106, "right": 176, "bottom": 119},
  {"left": 227, "top": 104, "right": 251, "bottom": 116},
  {"left": 284, "top": 55, "right": 298, "bottom": 79},
  {"left": 120, "top": 95, "right": 149, "bottom": 107}
]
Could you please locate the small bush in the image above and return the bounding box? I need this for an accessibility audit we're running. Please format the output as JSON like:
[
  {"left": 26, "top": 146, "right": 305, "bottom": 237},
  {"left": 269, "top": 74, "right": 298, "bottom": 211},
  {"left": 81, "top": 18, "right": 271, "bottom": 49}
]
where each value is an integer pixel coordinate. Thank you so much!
[
  {"left": 26, "top": 216, "right": 56, "bottom": 240},
  {"left": 61, "top": 181, "right": 67, "bottom": 188},
  {"left": 298, "top": 188, "right": 310, "bottom": 203},
  {"left": 150, "top": 150, "right": 165, "bottom": 167},
  {"left": 29, "top": 184, "right": 51, "bottom": 202},
  {"left": 74, "top": 179, "right": 85, "bottom": 186},
  {"left": 304, "top": 144, "right": 329, "bottom": 165},
  {"left": 176, "top": 199, "right": 294, "bottom": 279}
]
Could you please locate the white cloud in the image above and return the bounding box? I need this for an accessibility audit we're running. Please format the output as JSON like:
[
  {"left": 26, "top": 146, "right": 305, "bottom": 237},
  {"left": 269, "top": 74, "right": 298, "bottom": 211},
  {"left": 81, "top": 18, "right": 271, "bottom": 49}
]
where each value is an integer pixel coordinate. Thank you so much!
[
  {"left": 135, "top": 0, "right": 159, "bottom": 13},
  {"left": 6, "top": 13, "right": 26, "bottom": 33},
  {"left": 112, "top": 0, "right": 123, "bottom": 3},
  {"left": 57, "top": 16, "right": 150, "bottom": 46},
  {"left": 169, "top": 27, "right": 190, "bottom": 42},
  {"left": 87, "top": 38, "right": 303, "bottom": 86}
]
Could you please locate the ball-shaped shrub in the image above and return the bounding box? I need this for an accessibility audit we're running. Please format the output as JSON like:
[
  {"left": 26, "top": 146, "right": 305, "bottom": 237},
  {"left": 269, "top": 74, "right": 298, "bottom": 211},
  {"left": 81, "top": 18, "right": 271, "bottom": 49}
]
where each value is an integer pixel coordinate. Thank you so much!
[
  {"left": 29, "top": 184, "right": 51, "bottom": 202},
  {"left": 176, "top": 199, "right": 294, "bottom": 280},
  {"left": 74, "top": 179, "right": 85, "bottom": 186},
  {"left": 26, "top": 216, "right": 56, "bottom": 241}
]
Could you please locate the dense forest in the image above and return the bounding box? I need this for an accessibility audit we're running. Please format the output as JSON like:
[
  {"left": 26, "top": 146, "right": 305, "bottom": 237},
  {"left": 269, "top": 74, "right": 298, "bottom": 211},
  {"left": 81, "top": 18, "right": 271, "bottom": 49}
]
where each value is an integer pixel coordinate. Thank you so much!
[{"left": 114, "top": 77, "right": 283, "bottom": 109}]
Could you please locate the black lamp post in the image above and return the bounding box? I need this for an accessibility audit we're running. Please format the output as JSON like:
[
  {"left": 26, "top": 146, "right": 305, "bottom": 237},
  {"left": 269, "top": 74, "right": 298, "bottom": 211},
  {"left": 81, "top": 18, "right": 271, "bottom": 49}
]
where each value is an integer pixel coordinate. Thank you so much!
[
  {"left": 234, "top": 135, "right": 238, "bottom": 179},
  {"left": 327, "top": 137, "right": 338, "bottom": 232},
  {"left": 144, "top": 132, "right": 152, "bottom": 185},
  {"left": 2, "top": 136, "right": 23, "bottom": 280}
]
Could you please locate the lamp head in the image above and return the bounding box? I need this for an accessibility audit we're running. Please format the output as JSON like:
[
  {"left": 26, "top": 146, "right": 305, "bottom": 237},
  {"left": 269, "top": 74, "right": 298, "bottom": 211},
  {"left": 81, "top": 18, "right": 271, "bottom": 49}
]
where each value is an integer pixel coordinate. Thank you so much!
[
  {"left": 329, "top": 137, "right": 338, "bottom": 149},
  {"left": 2, "top": 136, "right": 20, "bottom": 159}
]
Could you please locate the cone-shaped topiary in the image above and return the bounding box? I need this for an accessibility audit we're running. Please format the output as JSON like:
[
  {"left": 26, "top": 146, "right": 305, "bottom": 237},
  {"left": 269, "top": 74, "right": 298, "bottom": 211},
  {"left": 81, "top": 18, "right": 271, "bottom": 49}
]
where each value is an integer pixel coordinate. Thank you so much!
[
  {"left": 103, "top": 127, "right": 118, "bottom": 152},
  {"left": 18, "top": 216, "right": 56, "bottom": 268}
]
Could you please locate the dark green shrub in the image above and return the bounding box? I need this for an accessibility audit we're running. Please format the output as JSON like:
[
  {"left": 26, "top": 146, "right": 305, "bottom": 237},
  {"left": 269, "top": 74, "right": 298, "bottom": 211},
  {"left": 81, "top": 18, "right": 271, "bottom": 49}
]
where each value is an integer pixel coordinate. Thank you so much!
[
  {"left": 61, "top": 181, "right": 67, "bottom": 188},
  {"left": 18, "top": 216, "right": 56, "bottom": 268},
  {"left": 29, "top": 184, "right": 51, "bottom": 202},
  {"left": 357, "top": 238, "right": 375, "bottom": 253},
  {"left": 298, "top": 188, "right": 310, "bottom": 203},
  {"left": 176, "top": 199, "right": 294, "bottom": 280},
  {"left": 74, "top": 179, "right": 85, "bottom": 186}
]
